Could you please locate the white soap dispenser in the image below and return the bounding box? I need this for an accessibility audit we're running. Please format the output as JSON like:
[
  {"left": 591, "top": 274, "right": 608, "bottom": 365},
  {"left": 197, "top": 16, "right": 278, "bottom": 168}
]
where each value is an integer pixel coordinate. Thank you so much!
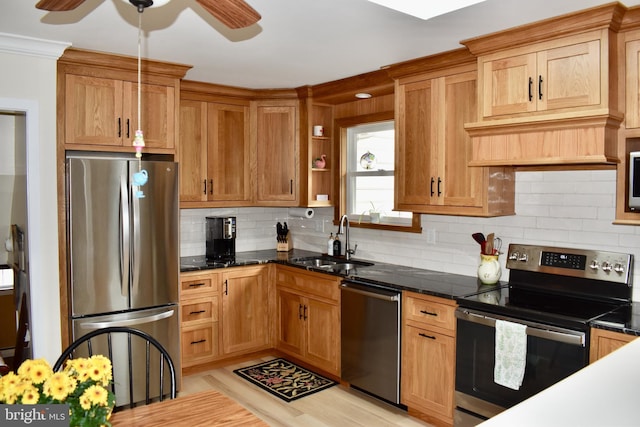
[{"left": 327, "top": 232, "right": 334, "bottom": 256}]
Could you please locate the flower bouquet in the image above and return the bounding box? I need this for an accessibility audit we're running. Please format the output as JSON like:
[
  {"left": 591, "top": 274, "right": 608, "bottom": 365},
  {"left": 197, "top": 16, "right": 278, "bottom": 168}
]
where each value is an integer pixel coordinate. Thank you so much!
[{"left": 0, "top": 356, "right": 115, "bottom": 427}]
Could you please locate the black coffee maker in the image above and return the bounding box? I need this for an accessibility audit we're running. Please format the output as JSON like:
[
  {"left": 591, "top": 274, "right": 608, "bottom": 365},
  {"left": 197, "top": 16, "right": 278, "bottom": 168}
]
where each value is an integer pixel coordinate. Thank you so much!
[{"left": 206, "top": 216, "right": 236, "bottom": 263}]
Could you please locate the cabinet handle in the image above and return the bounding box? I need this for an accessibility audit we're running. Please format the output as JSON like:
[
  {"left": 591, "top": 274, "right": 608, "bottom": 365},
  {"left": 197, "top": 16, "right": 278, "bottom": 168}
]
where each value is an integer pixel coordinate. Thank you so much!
[
  {"left": 420, "top": 310, "right": 437, "bottom": 317},
  {"left": 189, "top": 310, "right": 206, "bottom": 315},
  {"left": 419, "top": 333, "right": 436, "bottom": 340},
  {"left": 290, "top": 179, "right": 293, "bottom": 195},
  {"left": 118, "top": 118, "right": 122, "bottom": 138},
  {"left": 209, "top": 179, "right": 213, "bottom": 195},
  {"left": 437, "top": 177, "right": 442, "bottom": 197},
  {"left": 188, "top": 283, "right": 205, "bottom": 288},
  {"left": 190, "top": 339, "right": 206, "bottom": 345},
  {"left": 303, "top": 305, "right": 308, "bottom": 320},
  {"left": 538, "top": 75, "right": 543, "bottom": 100},
  {"left": 203, "top": 179, "right": 207, "bottom": 195},
  {"left": 298, "top": 304, "right": 303, "bottom": 320},
  {"left": 430, "top": 177, "right": 435, "bottom": 196},
  {"left": 224, "top": 280, "right": 228, "bottom": 295},
  {"left": 126, "top": 119, "right": 130, "bottom": 139},
  {"left": 528, "top": 77, "right": 533, "bottom": 102}
]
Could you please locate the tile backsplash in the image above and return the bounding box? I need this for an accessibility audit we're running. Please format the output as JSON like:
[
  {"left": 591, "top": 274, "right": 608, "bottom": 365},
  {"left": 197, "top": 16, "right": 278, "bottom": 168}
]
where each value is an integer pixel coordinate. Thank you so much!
[{"left": 181, "top": 169, "right": 640, "bottom": 300}]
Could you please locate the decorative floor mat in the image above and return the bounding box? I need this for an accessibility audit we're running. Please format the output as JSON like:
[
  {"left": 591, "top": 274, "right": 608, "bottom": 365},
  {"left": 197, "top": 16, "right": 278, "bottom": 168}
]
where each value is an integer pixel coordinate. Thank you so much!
[{"left": 233, "top": 358, "right": 337, "bottom": 402}]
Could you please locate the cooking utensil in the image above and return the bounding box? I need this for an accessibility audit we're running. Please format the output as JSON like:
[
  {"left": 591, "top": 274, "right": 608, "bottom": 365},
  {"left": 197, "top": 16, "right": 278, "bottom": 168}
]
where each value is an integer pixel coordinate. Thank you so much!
[
  {"left": 485, "top": 233, "right": 494, "bottom": 255},
  {"left": 472, "top": 232, "right": 485, "bottom": 245},
  {"left": 494, "top": 237, "right": 502, "bottom": 254}
]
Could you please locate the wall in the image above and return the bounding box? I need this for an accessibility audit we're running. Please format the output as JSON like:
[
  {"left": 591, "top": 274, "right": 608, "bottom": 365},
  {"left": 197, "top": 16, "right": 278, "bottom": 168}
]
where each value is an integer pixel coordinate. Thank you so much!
[
  {"left": 0, "top": 114, "right": 17, "bottom": 265},
  {"left": 181, "top": 169, "right": 640, "bottom": 301},
  {"left": 0, "top": 34, "right": 69, "bottom": 363}
]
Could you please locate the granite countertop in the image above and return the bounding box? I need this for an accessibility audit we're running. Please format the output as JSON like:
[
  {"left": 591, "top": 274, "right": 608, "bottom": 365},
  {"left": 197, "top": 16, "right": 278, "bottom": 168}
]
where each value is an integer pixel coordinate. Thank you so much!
[
  {"left": 180, "top": 249, "right": 490, "bottom": 300},
  {"left": 591, "top": 302, "right": 640, "bottom": 336}
]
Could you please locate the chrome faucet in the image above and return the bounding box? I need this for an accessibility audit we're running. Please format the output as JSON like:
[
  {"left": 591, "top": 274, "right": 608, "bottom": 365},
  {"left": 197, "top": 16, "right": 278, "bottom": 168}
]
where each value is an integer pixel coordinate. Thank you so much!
[{"left": 338, "top": 214, "right": 357, "bottom": 260}]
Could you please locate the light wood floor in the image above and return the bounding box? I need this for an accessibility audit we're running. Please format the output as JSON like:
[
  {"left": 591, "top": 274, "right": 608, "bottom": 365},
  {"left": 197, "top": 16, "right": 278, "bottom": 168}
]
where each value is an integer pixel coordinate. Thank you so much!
[{"left": 180, "top": 356, "right": 434, "bottom": 427}]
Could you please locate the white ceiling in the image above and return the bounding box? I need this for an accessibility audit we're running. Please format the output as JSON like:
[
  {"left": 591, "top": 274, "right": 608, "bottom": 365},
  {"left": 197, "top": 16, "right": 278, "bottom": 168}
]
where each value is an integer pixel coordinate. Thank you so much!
[{"left": 3, "top": 0, "right": 640, "bottom": 89}]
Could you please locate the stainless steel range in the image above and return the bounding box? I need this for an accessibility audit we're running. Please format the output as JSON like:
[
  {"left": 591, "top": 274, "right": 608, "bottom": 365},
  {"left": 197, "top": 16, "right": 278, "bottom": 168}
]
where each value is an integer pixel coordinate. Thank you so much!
[{"left": 455, "top": 244, "right": 634, "bottom": 422}]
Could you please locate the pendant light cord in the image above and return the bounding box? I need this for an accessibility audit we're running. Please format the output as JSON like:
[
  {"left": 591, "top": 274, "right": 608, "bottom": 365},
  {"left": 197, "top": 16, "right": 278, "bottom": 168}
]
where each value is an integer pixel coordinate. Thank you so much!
[{"left": 136, "top": 10, "right": 143, "bottom": 168}]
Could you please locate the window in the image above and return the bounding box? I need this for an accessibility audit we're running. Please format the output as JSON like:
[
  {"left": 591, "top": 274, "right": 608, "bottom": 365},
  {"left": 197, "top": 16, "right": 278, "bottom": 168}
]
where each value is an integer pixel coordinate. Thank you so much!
[{"left": 341, "top": 119, "right": 419, "bottom": 231}]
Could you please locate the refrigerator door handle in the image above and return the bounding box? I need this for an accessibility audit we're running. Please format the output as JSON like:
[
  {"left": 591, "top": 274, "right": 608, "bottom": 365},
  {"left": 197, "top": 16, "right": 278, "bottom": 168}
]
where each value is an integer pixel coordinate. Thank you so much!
[
  {"left": 131, "top": 182, "right": 141, "bottom": 296},
  {"left": 120, "top": 171, "right": 130, "bottom": 298},
  {"left": 80, "top": 309, "right": 175, "bottom": 330}
]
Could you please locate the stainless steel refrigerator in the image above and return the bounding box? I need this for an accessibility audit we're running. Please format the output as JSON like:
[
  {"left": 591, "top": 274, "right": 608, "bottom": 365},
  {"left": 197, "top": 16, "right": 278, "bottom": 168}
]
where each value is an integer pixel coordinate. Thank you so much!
[{"left": 66, "top": 153, "right": 180, "bottom": 407}]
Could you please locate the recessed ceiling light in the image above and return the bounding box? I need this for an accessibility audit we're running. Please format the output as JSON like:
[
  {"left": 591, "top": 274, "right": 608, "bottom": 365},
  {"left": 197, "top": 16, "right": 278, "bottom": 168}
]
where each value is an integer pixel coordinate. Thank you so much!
[
  {"left": 355, "top": 93, "right": 372, "bottom": 99},
  {"left": 366, "top": 0, "right": 486, "bottom": 20}
]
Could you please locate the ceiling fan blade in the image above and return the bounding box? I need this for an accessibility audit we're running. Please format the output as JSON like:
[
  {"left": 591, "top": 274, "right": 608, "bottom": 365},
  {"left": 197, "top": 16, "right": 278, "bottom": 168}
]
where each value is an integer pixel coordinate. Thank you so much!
[
  {"left": 196, "top": 0, "right": 261, "bottom": 29},
  {"left": 36, "top": 0, "right": 87, "bottom": 11}
]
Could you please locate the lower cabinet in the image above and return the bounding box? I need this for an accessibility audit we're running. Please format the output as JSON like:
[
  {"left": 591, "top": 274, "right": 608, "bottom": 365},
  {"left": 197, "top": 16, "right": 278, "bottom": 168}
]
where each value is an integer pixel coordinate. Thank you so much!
[
  {"left": 589, "top": 328, "right": 637, "bottom": 363},
  {"left": 179, "top": 265, "right": 270, "bottom": 369},
  {"left": 401, "top": 291, "right": 457, "bottom": 426},
  {"left": 275, "top": 265, "right": 340, "bottom": 376},
  {"left": 179, "top": 271, "right": 220, "bottom": 368}
]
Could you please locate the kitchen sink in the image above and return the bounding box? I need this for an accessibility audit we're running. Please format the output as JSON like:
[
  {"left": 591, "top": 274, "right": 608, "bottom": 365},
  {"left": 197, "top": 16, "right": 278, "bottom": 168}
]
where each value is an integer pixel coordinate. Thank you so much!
[{"left": 290, "top": 256, "right": 374, "bottom": 273}]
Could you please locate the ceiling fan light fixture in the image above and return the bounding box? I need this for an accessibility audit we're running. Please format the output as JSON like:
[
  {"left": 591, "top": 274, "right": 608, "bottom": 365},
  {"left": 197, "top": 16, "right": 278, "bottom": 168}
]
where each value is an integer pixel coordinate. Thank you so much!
[
  {"left": 366, "top": 0, "right": 486, "bottom": 20},
  {"left": 122, "top": 0, "right": 171, "bottom": 13}
]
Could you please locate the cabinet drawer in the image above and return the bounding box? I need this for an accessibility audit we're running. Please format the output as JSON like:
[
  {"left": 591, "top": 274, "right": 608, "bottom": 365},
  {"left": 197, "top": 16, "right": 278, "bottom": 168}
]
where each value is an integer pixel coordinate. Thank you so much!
[
  {"left": 276, "top": 266, "right": 339, "bottom": 302},
  {"left": 180, "top": 273, "right": 217, "bottom": 298},
  {"left": 181, "top": 326, "right": 218, "bottom": 363},
  {"left": 404, "top": 293, "right": 456, "bottom": 332},
  {"left": 181, "top": 298, "right": 218, "bottom": 325}
]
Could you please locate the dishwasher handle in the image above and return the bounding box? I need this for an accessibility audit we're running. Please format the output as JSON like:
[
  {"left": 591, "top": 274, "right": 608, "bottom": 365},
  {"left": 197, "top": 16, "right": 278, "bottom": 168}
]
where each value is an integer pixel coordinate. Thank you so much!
[{"left": 341, "top": 283, "right": 400, "bottom": 302}]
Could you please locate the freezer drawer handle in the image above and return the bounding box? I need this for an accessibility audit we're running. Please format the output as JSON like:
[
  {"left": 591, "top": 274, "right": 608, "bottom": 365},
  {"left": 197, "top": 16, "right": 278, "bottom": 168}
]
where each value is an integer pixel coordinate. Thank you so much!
[
  {"left": 420, "top": 310, "right": 437, "bottom": 317},
  {"left": 419, "top": 333, "right": 436, "bottom": 340},
  {"left": 190, "top": 339, "right": 206, "bottom": 345},
  {"left": 80, "top": 309, "right": 174, "bottom": 330}
]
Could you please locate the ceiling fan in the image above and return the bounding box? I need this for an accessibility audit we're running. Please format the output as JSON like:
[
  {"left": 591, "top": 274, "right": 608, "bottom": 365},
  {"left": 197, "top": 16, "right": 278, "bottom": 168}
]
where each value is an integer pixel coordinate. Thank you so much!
[{"left": 35, "top": 0, "right": 262, "bottom": 29}]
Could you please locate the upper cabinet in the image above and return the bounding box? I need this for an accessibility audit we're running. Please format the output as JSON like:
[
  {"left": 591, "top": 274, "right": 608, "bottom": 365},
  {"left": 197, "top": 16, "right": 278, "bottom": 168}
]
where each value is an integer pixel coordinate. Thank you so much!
[
  {"left": 251, "top": 99, "right": 300, "bottom": 206},
  {"left": 58, "top": 48, "right": 191, "bottom": 154},
  {"left": 480, "top": 38, "right": 601, "bottom": 118},
  {"left": 179, "top": 81, "right": 251, "bottom": 206},
  {"left": 462, "top": 3, "right": 626, "bottom": 166},
  {"left": 388, "top": 49, "right": 515, "bottom": 217}
]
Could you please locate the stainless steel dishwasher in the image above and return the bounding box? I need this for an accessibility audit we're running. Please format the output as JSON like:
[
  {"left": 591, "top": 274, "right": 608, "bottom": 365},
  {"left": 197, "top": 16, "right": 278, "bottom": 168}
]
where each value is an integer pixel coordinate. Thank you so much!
[{"left": 341, "top": 279, "right": 401, "bottom": 405}]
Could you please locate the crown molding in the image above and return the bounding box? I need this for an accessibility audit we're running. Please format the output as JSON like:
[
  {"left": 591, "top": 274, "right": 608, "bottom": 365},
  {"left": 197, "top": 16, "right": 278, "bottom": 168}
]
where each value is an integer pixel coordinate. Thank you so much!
[{"left": 0, "top": 32, "right": 70, "bottom": 60}]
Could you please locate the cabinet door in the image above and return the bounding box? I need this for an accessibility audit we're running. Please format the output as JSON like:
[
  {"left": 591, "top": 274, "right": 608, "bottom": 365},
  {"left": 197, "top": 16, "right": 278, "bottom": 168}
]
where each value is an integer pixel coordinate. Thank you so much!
[
  {"left": 276, "top": 287, "right": 305, "bottom": 357},
  {"left": 255, "top": 104, "right": 298, "bottom": 204},
  {"left": 221, "top": 267, "right": 269, "bottom": 354},
  {"left": 441, "top": 72, "right": 483, "bottom": 208},
  {"left": 538, "top": 39, "right": 600, "bottom": 112},
  {"left": 589, "top": 328, "right": 637, "bottom": 363},
  {"left": 208, "top": 104, "right": 250, "bottom": 202},
  {"left": 304, "top": 297, "right": 339, "bottom": 374},
  {"left": 65, "top": 74, "right": 124, "bottom": 146},
  {"left": 179, "top": 100, "right": 208, "bottom": 202},
  {"left": 481, "top": 53, "right": 537, "bottom": 117},
  {"left": 125, "top": 82, "right": 175, "bottom": 149},
  {"left": 396, "top": 78, "right": 436, "bottom": 207},
  {"left": 402, "top": 324, "right": 455, "bottom": 419},
  {"left": 626, "top": 39, "right": 640, "bottom": 129}
]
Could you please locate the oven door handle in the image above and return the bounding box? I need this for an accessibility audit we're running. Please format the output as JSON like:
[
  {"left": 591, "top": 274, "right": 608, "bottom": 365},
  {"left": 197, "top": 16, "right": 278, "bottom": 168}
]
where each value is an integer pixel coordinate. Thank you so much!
[{"left": 456, "top": 309, "right": 586, "bottom": 347}]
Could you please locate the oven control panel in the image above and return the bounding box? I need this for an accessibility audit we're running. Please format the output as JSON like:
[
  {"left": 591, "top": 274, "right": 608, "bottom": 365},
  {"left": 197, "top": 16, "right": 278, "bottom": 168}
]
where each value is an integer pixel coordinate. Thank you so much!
[{"left": 506, "top": 244, "right": 633, "bottom": 284}]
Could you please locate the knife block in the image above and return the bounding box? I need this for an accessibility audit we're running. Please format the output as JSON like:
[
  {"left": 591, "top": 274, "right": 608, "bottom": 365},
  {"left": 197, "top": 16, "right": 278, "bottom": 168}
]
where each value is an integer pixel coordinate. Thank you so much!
[{"left": 277, "top": 237, "right": 292, "bottom": 252}]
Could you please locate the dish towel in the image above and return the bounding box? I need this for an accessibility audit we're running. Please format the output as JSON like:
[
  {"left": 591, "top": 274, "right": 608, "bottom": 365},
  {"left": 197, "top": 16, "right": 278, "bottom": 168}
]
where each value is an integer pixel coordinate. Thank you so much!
[{"left": 494, "top": 319, "right": 527, "bottom": 390}]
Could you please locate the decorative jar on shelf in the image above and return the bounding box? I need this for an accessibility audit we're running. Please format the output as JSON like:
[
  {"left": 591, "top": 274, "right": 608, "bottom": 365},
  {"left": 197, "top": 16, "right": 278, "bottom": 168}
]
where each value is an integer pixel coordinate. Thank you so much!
[{"left": 477, "top": 253, "right": 501, "bottom": 285}]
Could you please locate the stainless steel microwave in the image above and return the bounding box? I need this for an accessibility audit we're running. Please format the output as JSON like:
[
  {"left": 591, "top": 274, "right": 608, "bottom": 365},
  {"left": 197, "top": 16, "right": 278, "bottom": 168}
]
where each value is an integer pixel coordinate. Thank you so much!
[{"left": 630, "top": 152, "right": 640, "bottom": 210}]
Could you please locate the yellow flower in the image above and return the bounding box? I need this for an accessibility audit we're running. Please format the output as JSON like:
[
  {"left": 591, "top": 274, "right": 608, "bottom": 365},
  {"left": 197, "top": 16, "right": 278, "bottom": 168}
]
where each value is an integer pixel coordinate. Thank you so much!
[
  {"left": 79, "top": 394, "right": 92, "bottom": 411},
  {"left": 82, "top": 384, "right": 109, "bottom": 407},
  {"left": 20, "top": 385, "right": 40, "bottom": 404},
  {"left": 43, "top": 372, "right": 75, "bottom": 401},
  {"left": 18, "top": 358, "right": 53, "bottom": 385},
  {"left": 89, "top": 355, "right": 113, "bottom": 385},
  {"left": 0, "top": 372, "right": 21, "bottom": 404}
]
